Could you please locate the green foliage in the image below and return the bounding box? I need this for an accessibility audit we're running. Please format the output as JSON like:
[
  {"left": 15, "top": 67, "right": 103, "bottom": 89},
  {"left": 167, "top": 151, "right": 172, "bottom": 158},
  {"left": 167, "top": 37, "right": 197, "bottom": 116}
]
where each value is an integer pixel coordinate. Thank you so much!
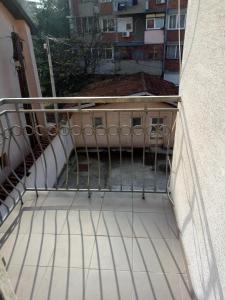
[{"left": 33, "top": 0, "right": 103, "bottom": 96}]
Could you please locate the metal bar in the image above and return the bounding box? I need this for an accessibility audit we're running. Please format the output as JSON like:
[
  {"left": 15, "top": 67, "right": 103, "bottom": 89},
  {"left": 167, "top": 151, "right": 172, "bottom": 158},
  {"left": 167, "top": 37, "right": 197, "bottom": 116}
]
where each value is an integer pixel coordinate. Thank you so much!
[
  {"left": 67, "top": 112, "right": 79, "bottom": 189},
  {"left": 91, "top": 112, "right": 101, "bottom": 190},
  {"left": 153, "top": 112, "right": 160, "bottom": 192},
  {"left": 56, "top": 113, "right": 69, "bottom": 189},
  {"left": 105, "top": 112, "right": 111, "bottom": 191},
  {"left": 25, "top": 187, "right": 166, "bottom": 193},
  {"left": 32, "top": 112, "right": 48, "bottom": 189},
  {"left": 118, "top": 111, "right": 122, "bottom": 191},
  {"left": 142, "top": 110, "right": 147, "bottom": 199},
  {"left": 80, "top": 112, "right": 90, "bottom": 197},
  {"left": 0, "top": 108, "right": 179, "bottom": 115},
  {"left": 130, "top": 111, "right": 134, "bottom": 192},
  {"left": 0, "top": 95, "right": 181, "bottom": 106}
]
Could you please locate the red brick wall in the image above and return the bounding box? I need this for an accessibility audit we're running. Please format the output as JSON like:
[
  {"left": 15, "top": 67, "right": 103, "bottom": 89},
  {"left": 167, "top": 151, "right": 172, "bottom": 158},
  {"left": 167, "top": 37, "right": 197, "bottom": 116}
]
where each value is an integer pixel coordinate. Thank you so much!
[
  {"left": 168, "top": 0, "right": 188, "bottom": 9},
  {"left": 99, "top": 3, "right": 113, "bottom": 15},
  {"left": 116, "top": 45, "right": 164, "bottom": 60},
  {"left": 167, "top": 30, "right": 185, "bottom": 42},
  {"left": 165, "top": 59, "right": 180, "bottom": 71},
  {"left": 148, "top": 1, "right": 166, "bottom": 10}
]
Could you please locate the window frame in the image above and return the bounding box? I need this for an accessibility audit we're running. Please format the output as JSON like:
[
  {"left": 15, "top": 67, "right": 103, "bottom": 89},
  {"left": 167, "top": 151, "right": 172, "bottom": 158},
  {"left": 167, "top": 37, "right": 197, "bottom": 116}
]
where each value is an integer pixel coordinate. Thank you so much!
[
  {"left": 132, "top": 117, "right": 142, "bottom": 128},
  {"left": 166, "top": 44, "right": 183, "bottom": 59},
  {"left": 146, "top": 17, "right": 165, "bottom": 30},
  {"left": 94, "top": 117, "right": 104, "bottom": 128},
  {"left": 101, "top": 18, "right": 116, "bottom": 32},
  {"left": 168, "top": 14, "right": 186, "bottom": 30},
  {"left": 150, "top": 117, "right": 164, "bottom": 137}
]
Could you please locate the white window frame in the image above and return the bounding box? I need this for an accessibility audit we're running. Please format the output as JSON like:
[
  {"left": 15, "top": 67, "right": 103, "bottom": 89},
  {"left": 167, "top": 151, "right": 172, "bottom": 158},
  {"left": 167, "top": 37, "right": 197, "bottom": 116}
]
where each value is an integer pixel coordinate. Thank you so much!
[
  {"left": 150, "top": 117, "right": 164, "bottom": 137},
  {"left": 101, "top": 18, "right": 116, "bottom": 32},
  {"left": 168, "top": 14, "right": 186, "bottom": 30},
  {"left": 146, "top": 17, "right": 165, "bottom": 30},
  {"left": 100, "top": 0, "right": 111, "bottom": 2}
]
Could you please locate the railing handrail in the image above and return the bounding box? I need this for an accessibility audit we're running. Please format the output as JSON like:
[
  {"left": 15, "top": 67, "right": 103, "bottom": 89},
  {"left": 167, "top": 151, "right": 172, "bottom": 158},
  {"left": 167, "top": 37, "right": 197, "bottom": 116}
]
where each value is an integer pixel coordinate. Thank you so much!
[{"left": 0, "top": 95, "right": 181, "bottom": 106}]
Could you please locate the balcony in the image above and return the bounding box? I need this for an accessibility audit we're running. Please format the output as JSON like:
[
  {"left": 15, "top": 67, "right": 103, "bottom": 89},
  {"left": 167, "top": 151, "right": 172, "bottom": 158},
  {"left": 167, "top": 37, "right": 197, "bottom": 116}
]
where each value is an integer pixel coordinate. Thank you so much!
[
  {"left": 0, "top": 96, "right": 193, "bottom": 299},
  {"left": 144, "top": 30, "right": 164, "bottom": 44}
]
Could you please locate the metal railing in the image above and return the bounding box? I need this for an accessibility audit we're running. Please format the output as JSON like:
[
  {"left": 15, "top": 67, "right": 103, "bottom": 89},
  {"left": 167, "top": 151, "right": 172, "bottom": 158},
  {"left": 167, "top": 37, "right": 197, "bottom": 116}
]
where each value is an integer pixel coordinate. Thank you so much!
[{"left": 0, "top": 96, "right": 179, "bottom": 222}]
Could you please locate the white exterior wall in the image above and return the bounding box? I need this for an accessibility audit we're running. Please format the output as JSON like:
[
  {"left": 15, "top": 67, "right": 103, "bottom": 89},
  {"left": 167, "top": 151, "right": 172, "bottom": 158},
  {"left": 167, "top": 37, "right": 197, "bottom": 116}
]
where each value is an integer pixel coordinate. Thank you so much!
[
  {"left": 0, "top": 132, "right": 73, "bottom": 220},
  {"left": 171, "top": 1, "right": 225, "bottom": 299}
]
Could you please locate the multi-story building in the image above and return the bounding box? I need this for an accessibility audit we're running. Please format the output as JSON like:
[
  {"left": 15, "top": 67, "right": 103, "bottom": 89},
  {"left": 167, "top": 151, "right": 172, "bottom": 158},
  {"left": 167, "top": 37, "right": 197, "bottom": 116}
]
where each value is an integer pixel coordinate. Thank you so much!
[{"left": 68, "top": 0, "right": 188, "bottom": 85}]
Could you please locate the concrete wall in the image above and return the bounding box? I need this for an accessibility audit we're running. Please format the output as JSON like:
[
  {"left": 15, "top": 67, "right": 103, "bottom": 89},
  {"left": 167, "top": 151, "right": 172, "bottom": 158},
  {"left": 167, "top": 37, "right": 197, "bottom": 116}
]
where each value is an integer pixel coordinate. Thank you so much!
[
  {"left": 171, "top": 1, "right": 225, "bottom": 299},
  {"left": 96, "top": 59, "right": 162, "bottom": 75}
]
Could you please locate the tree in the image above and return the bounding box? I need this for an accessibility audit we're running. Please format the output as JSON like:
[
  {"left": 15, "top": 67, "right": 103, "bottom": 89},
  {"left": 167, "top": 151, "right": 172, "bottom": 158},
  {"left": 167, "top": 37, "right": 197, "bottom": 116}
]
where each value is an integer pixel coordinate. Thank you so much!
[{"left": 33, "top": 0, "right": 104, "bottom": 96}]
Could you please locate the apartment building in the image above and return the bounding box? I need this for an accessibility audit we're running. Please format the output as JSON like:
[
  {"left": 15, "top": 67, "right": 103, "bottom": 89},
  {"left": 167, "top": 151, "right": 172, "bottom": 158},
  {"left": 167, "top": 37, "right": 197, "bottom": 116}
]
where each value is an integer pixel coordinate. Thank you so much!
[{"left": 68, "top": 0, "right": 188, "bottom": 85}]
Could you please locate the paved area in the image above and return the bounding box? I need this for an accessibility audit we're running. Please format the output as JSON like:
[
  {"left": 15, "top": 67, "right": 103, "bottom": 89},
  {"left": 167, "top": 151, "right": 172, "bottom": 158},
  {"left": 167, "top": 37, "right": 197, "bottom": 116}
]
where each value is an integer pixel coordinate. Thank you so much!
[
  {"left": 59, "top": 152, "right": 167, "bottom": 191},
  {"left": 0, "top": 191, "right": 193, "bottom": 300}
]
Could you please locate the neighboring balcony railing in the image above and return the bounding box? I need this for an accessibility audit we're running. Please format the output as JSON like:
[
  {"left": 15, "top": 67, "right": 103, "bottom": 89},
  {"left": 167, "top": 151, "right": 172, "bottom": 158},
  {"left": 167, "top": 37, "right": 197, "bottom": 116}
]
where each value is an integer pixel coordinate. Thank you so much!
[{"left": 0, "top": 96, "right": 179, "bottom": 222}]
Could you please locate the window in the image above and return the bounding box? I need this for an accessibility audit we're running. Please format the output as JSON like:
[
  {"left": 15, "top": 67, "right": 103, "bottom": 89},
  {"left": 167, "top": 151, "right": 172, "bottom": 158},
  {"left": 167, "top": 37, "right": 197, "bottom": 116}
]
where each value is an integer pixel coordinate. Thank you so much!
[
  {"left": 151, "top": 118, "right": 164, "bottom": 136},
  {"left": 132, "top": 117, "right": 142, "bottom": 127},
  {"left": 166, "top": 45, "right": 183, "bottom": 59},
  {"left": 79, "top": 16, "right": 99, "bottom": 34},
  {"left": 100, "top": 0, "right": 111, "bottom": 2},
  {"left": 104, "top": 48, "right": 113, "bottom": 59},
  {"left": 168, "top": 14, "right": 186, "bottom": 29},
  {"left": 94, "top": 117, "right": 103, "bottom": 128},
  {"left": 146, "top": 17, "right": 164, "bottom": 29},
  {"left": 102, "top": 18, "right": 116, "bottom": 32},
  {"left": 156, "top": 0, "right": 165, "bottom": 3}
]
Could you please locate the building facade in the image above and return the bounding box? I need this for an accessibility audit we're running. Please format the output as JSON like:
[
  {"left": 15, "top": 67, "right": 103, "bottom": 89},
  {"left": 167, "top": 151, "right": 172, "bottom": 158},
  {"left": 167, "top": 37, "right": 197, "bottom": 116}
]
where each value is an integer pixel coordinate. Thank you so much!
[{"left": 68, "top": 0, "right": 188, "bottom": 85}]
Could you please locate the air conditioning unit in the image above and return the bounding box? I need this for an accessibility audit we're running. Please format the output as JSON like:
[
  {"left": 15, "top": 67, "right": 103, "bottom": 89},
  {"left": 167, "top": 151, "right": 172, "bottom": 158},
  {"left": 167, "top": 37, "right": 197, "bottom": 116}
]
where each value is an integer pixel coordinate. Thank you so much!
[{"left": 122, "top": 31, "right": 130, "bottom": 37}]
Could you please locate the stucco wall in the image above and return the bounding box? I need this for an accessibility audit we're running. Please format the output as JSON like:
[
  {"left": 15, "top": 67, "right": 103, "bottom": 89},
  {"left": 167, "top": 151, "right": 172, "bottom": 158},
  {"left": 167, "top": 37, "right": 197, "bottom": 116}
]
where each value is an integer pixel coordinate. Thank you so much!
[
  {"left": 0, "top": 3, "right": 42, "bottom": 182},
  {"left": 171, "top": 1, "right": 225, "bottom": 299},
  {"left": 71, "top": 102, "right": 176, "bottom": 148}
]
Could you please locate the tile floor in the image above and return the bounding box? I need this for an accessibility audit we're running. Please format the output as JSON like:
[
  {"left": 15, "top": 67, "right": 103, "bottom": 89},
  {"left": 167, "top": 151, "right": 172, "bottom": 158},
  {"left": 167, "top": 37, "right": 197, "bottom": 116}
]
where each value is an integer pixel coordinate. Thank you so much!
[{"left": 0, "top": 191, "right": 193, "bottom": 300}]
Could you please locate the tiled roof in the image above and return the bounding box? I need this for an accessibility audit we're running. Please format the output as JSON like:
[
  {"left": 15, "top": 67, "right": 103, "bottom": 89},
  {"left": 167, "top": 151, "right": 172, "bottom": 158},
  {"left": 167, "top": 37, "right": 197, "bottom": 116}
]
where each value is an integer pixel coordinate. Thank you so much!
[{"left": 78, "top": 73, "right": 178, "bottom": 96}]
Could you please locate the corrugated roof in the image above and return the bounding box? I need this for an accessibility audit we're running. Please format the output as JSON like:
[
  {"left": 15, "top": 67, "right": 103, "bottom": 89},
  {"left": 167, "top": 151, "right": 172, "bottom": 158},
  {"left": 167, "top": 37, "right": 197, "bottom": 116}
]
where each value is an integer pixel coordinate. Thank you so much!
[{"left": 78, "top": 73, "right": 178, "bottom": 97}]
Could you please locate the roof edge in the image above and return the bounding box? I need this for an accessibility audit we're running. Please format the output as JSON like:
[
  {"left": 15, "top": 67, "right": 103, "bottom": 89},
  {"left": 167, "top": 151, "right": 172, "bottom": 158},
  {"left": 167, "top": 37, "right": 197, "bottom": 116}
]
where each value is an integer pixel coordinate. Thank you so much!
[{"left": 0, "top": 0, "right": 37, "bottom": 34}]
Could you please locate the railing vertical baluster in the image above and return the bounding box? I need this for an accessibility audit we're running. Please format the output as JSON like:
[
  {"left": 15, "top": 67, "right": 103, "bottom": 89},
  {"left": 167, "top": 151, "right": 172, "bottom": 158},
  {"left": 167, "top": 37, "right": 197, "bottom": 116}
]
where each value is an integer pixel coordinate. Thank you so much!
[
  {"left": 131, "top": 111, "right": 134, "bottom": 192},
  {"left": 32, "top": 112, "right": 48, "bottom": 189},
  {"left": 71, "top": 113, "right": 81, "bottom": 190},
  {"left": 118, "top": 111, "right": 122, "bottom": 191},
  {"left": 91, "top": 112, "right": 101, "bottom": 191},
  {"left": 66, "top": 112, "right": 76, "bottom": 189},
  {"left": 105, "top": 111, "right": 111, "bottom": 191},
  {"left": 80, "top": 112, "right": 90, "bottom": 197},
  {"left": 56, "top": 111, "right": 69, "bottom": 189},
  {"left": 154, "top": 111, "right": 160, "bottom": 192},
  {"left": 22, "top": 112, "right": 38, "bottom": 196},
  {"left": 45, "top": 111, "right": 59, "bottom": 189},
  {"left": 4, "top": 113, "right": 24, "bottom": 203},
  {"left": 142, "top": 110, "right": 147, "bottom": 199}
]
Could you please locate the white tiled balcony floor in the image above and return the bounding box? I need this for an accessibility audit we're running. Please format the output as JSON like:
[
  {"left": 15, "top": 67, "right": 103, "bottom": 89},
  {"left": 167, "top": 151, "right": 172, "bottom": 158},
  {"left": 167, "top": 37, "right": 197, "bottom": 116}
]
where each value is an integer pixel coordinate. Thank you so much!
[{"left": 0, "top": 191, "right": 193, "bottom": 300}]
